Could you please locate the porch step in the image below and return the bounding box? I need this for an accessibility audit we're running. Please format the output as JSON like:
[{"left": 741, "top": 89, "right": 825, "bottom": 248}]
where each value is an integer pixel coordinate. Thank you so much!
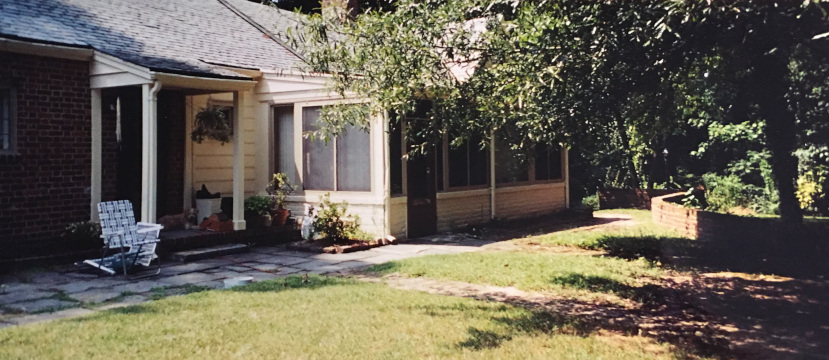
[{"left": 170, "top": 243, "right": 249, "bottom": 262}]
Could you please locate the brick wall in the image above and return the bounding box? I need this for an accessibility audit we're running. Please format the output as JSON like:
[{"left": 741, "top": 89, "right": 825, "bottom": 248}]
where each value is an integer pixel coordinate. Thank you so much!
[
  {"left": 650, "top": 193, "right": 699, "bottom": 238},
  {"left": 651, "top": 193, "right": 829, "bottom": 251},
  {"left": 0, "top": 51, "right": 92, "bottom": 260},
  {"left": 599, "top": 188, "right": 677, "bottom": 210},
  {"left": 495, "top": 182, "right": 566, "bottom": 220},
  {"left": 436, "top": 190, "right": 491, "bottom": 232}
]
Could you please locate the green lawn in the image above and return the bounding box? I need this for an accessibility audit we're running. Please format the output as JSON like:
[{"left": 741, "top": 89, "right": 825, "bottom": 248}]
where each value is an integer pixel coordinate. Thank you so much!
[
  {"left": 534, "top": 209, "right": 687, "bottom": 249},
  {"left": 0, "top": 276, "right": 690, "bottom": 360},
  {"left": 370, "top": 252, "right": 662, "bottom": 301}
]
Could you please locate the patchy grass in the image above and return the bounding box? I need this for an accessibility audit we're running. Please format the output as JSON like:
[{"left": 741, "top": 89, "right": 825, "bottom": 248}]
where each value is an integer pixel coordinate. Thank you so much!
[
  {"left": 535, "top": 210, "right": 687, "bottom": 249},
  {"left": 0, "top": 275, "right": 695, "bottom": 360},
  {"left": 370, "top": 252, "right": 662, "bottom": 300}
]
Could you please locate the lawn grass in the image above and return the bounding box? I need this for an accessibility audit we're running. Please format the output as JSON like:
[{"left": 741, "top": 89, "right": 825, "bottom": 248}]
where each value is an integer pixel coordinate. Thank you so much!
[
  {"left": 370, "top": 252, "right": 662, "bottom": 300},
  {"left": 535, "top": 209, "right": 687, "bottom": 249},
  {"left": 0, "top": 275, "right": 693, "bottom": 360}
]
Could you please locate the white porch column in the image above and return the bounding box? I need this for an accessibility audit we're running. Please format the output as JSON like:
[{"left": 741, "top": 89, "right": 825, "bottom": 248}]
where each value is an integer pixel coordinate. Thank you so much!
[
  {"left": 232, "top": 91, "right": 247, "bottom": 230},
  {"left": 141, "top": 82, "right": 161, "bottom": 222},
  {"left": 90, "top": 89, "right": 102, "bottom": 221}
]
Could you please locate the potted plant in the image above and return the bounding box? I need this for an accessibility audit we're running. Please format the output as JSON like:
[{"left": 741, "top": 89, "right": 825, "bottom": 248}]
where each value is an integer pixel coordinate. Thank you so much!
[
  {"left": 244, "top": 195, "right": 273, "bottom": 227},
  {"left": 191, "top": 106, "right": 231, "bottom": 144},
  {"left": 265, "top": 173, "right": 294, "bottom": 226}
]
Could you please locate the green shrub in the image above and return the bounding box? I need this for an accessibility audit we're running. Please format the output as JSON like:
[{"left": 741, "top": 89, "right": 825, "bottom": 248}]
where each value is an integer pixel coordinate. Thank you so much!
[
  {"left": 702, "top": 173, "right": 753, "bottom": 213},
  {"left": 580, "top": 193, "right": 599, "bottom": 210},
  {"left": 62, "top": 221, "right": 102, "bottom": 249},
  {"left": 312, "top": 194, "right": 362, "bottom": 243},
  {"left": 244, "top": 195, "right": 273, "bottom": 216}
]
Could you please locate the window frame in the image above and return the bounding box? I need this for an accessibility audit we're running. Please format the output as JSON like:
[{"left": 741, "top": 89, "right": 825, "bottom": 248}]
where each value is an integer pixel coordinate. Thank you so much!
[
  {"left": 0, "top": 83, "right": 17, "bottom": 156},
  {"left": 299, "top": 103, "right": 373, "bottom": 193},
  {"left": 441, "top": 135, "right": 490, "bottom": 192},
  {"left": 494, "top": 140, "right": 565, "bottom": 188}
]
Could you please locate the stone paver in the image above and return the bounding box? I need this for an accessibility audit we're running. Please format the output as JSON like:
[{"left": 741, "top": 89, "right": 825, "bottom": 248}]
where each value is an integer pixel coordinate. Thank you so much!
[
  {"left": 0, "top": 289, "right": 55, "bottom": 305},
  {"left": 110, "top": 280, "right": 168, "bottom": 294},
  {"left": 157, "top": 272, "right": 223, "bottom": 287},
  {"left": 254, "top": 255, "right": 311, "bottom": 266},
  {"left": 0, "top": 240, "right": 479, "bottom": 327},
  {"left": 5, "top": 298, "right": 77, "bottom": 313},
  {"left": 70, "top": 289, "right": 123, "bottom": 303},
  {"left": 160, "top": 262, "right": 222, "bottom": 276}
]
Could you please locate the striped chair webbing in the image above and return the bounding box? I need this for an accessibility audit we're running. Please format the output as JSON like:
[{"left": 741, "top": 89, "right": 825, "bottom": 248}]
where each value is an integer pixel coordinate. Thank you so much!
[{"left": 98, "top": 200, "right": 138, "bottom": 248}]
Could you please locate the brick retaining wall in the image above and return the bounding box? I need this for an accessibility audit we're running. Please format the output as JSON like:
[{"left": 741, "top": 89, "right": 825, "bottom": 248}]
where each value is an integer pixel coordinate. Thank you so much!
[{"left": 651, "top": 193, "right": 829, "bottom": 251}]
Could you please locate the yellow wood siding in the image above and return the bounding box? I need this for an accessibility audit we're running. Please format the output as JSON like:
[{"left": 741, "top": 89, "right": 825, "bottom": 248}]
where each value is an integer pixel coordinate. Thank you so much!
[
  {"left": 436, "top": 190, "right": 491, "bottom": 232},
  {"left": 495, "top": 183, "right": 566, "bottom": 220}
]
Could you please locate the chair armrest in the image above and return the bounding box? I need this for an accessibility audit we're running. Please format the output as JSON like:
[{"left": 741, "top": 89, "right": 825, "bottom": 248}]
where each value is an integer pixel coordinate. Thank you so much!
[{"left": 136, "top": 222, "right": 163, "bottom": 233}]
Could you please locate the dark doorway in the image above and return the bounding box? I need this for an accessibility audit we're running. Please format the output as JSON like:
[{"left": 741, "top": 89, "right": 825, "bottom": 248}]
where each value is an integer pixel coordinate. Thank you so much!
[
  {"left": 156, "top": 90, "right": 186, "bottom": 217},
  {"left": 407, "top": 149, "right": 437, "bottom": 238},
  {"left": 114, "top": 87, "right": 143, "bottom": 216}
]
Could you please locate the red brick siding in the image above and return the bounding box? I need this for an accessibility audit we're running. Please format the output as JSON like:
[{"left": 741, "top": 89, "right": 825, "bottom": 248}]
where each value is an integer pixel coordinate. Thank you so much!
[
  {"left": 0, "top": 52, "right": 92, "bottom": 259},
  {"left": 651, "top": 193, "right": 699, "bottom": 238}
]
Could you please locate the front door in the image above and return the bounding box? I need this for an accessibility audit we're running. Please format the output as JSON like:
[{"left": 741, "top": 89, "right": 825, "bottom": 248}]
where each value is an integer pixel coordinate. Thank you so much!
[{"left": 407, "top": 150, "right": 437, "bottom": 238}]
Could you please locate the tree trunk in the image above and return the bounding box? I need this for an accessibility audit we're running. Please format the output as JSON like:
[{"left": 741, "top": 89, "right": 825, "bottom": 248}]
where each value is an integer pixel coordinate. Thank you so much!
[
  {"left": 755, "top": 52, "right": 803, "bottom": 224},
  {"left": 615, "top": 116, "right": 641, "bottom": 189}
]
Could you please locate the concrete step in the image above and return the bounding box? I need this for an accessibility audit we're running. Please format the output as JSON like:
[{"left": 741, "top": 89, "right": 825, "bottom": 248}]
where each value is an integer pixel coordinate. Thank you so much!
[{"left": 170, "top": 243, "right": 249, "bottom": 262}]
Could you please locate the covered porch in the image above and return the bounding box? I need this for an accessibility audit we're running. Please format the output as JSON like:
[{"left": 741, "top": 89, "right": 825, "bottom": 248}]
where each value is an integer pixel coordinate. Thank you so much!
[{"left": 89, "top": 52, "right": 258, "bottom": 231}]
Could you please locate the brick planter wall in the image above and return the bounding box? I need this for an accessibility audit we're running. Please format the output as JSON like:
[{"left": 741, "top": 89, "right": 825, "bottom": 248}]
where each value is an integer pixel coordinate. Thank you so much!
[
  {"left": 651, "top": 193, "right": 829, "bottom": 252},
  {"left": 0, "top": 52, "right": 92, "bottom": 260},
  {"left": 599, "top": 189, "right": 677, "bottom": 210}
]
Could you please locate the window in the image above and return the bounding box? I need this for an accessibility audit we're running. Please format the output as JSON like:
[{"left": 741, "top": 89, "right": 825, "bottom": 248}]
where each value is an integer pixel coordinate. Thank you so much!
[
  {"left": 0, "top": 86, "right": 16, "bottom": 154},
  {"left": 535, "top": 143, "right": 563, "bottom": 181},
  {"left": 447, "top": 139, "right": 488, "bottom": 188},
  {"left": 302, "top": 106, "right": 371, "bottom": 191},
  {"left": 273, "top": 106, "right": 297, "bottom": 185},
  {"left": 495, "top": 139, "right": 563, "bottom": 185}
]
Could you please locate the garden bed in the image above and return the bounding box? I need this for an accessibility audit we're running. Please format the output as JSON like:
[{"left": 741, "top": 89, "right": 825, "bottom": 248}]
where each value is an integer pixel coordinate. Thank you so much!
[{"left": 287, "top": 237, "right": 396, "bottom": 254}]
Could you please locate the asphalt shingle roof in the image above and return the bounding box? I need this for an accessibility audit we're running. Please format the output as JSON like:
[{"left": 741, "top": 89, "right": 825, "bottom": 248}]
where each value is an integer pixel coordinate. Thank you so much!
[{"left": 0, "top": 0, "right": 304, "bottom": 79}]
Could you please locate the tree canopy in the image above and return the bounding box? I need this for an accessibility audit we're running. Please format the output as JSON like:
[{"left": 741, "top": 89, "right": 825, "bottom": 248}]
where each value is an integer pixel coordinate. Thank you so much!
[{"left": 289, "top": 0, "right": 829, "bottom": 223}]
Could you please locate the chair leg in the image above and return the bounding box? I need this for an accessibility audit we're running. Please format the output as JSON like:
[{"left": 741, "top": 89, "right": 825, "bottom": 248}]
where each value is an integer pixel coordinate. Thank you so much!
[{"left": 118, "top": 234, "right": 128, "bottom": 276}]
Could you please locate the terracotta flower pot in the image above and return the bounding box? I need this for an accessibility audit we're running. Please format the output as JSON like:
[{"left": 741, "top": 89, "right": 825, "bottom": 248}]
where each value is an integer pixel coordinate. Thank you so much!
[{"left": 272, "top": 208, "right": 291, "bottom": 226}]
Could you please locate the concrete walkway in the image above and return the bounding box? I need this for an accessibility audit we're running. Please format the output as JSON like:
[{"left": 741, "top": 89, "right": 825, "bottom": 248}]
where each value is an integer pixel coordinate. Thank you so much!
[{"left": 0, "top": 239, "right": 488, "bottom": 328}]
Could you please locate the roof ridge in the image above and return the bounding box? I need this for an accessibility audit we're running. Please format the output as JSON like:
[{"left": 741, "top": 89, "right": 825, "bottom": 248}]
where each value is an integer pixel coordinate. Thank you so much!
[{"left": 216, "top": 0, "right": 306, "bottom": 64}]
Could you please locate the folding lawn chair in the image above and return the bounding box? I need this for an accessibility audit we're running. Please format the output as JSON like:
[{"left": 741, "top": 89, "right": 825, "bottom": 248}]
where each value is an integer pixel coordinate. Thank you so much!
[{"left": 83, "top": 200, "right": 163, "bottom": 276}]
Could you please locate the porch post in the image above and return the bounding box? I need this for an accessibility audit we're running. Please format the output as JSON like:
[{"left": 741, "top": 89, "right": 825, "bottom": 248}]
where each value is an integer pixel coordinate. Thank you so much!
[
  {"left": 90, "top": 88, "right": 102, "bottom": 221},
  {"left": 232, "top": 91, "right": 246, "bottom": 230},
  {"left": 141, "top": 82, "right": 161, "bottom": 222},
  {"left": 490, "top": 134, "right": 496, "bottom": 220}
]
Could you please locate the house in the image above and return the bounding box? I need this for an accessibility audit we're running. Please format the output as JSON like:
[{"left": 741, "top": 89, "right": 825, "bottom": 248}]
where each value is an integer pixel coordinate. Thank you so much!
[{"left": 0, "top": 0, "right": 569, "bottom": 262}]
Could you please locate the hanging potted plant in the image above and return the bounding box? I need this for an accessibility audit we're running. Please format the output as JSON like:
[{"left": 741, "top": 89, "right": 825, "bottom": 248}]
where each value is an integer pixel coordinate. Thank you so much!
[
  {"left": 265, "top": 173, "right": 294, "bottom": 226},
  {"left": 191, "top": 106, "right": 231, "bottom": 144}
]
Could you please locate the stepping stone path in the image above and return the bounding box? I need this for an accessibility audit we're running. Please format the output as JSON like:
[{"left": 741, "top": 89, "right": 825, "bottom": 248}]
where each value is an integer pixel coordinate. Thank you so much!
[{"left": 0, "top": 240, "right": 488, "bottom": 328}]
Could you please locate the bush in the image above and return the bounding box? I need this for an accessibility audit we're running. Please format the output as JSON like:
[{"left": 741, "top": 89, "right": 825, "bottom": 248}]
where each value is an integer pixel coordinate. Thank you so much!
[
  {"left": 579, "top": 193, "right": 599, "bottom": 210},
  {"left": 244, "top": 195, "right": 273, "bottom": 216},
  {"left": 312, "top": 194, "right": 362, "bottom": 243},
  {"left": 61, "top": 221, "right": 102, "bottom": 250}
]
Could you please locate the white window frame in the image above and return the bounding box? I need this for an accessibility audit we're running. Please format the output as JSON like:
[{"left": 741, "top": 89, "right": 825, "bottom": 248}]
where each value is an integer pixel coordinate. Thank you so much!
[{"left": 294, "top": 99, "right": 378, "bottom": 195}]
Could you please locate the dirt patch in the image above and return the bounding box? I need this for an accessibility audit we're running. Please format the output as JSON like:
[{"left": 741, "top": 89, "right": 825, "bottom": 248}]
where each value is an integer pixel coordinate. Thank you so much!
[
  {"left": 287, "top": 238, "right": 395, "bottom": 254},
  {"left": 481, "top": 242, "right": 604, "bottom": 255}
]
